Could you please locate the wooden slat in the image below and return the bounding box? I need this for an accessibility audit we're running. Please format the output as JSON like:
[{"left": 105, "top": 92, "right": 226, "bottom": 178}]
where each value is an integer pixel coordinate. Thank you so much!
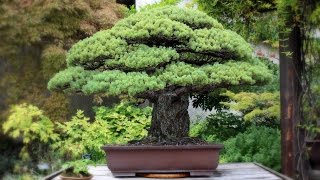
[
  {"left": 254, "top": 163, "right": 293, "bottom": 180},
  {"left": 52, "top": 163, "right": 284, "bottom": 180}
]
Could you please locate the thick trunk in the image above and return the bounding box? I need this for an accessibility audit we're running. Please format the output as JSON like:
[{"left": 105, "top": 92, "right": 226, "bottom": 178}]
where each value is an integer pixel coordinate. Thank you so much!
[{"left": 148, "top": 93, "right": 190, "bottom": 140}]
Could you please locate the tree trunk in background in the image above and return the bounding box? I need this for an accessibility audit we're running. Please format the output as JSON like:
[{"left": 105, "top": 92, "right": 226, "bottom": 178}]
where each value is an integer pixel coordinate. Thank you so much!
[
  {"left": 279, "top": 5, "right": 304, "bottom": 179},
  {"left": 149, "top": 93, "right": 190, "bottom": 140}
]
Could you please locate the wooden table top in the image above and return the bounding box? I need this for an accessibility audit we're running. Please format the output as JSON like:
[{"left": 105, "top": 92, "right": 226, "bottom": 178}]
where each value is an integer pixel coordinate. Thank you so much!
[{"left": 52, "top": 163, "right": 290, "bottom": 180}]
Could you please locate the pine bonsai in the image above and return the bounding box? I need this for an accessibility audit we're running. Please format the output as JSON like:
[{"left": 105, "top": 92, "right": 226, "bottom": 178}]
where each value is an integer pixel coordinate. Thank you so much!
[{"left": 48, "top": 6, "right": 272, "bottom": 143}]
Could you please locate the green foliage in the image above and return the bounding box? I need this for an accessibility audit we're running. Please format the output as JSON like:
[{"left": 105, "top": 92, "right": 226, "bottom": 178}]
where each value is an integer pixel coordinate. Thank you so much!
[
  {"left": 190, "top": 111, "right": 250, "bottom": 142},
  {"left": 49, "top": 6, "right": 272, "bottom": 97},
  {"left": 54, "top": 103, "right": 151, "bottom": 162},
  {"left": 105, "top": 45, "right": 179, "bottom": 69},
  {"left": 190, "top": 112, "right": 280, "bottom": 170},
  {"left": 299, "top": 1, "right": 320, "bottom": 139},
  {"left": 49, "top": 59, "right": 272, "bottom": 96},
  {"left": 221, "top": 126, "right": 281, "bottom": 171},
  {"left": 2, "top": 173, "right": 41, "bottom": 180},
  {"left": 117, "top": 5, "right": 223, "bottom": 30},
  {"left": 2, "top": 104, "right": 59, "bottom": 161},
  {"left": 126, "top": 0, "right": 182, "bottom": 14},
  {"left": 310, "top": 6, "right": 320, "bottom": 26},
  {"left": 0, "top": 0, "right": 126, "bottom": 54},
  {"left": 158, "top": 60, "right": 272, "bottom": 86},
  {"left": 49, "top": 67, "right": 165, "bottom": 96},
  {"left": 94, "top": 102, "right": 152, "bottom": 143},
  {"left": 62, "top": 159, "right": 93, "bottom": 177},
  {"left": 0, "top": 1, "right": 127, "bottom": 177},
  {"left": 54, "top": 110, "right": 97, "bottom": 160},
  {"left": 195, "top": 0, "right": 278, "bottom": 43},
  {"left": 190, "top": 28, "right": 252, "bottom": 59},
  {"left": 41, "top": 45, "right": 67, "bottom": 80},
  {"left": 301, "top": 38, "right": 320, "bottom": 138},
  {"left": 222, "top": 91, "right": 280, "bottom": 127},
  {"left": 0, "top": 0, "right": 126, "bottom": 123},
  {"left": 64, "top": 6, "right": 225, "bottom": 67},
  {"left": 2, "top": 104, "right": 58, "bottom": 144},
  {"left": 276, "top": 0, "right": 299, "bottom": 19},
  {"left": 114, "top": 17, "right": 194, "bottom": 43},
  {"left": 48, "top": 67, "right": 95, "bottom": 94},
  {"left": 190, "top": 57, "right": 279, "bottom": 113},
  {"left": 141, "top": 0, "right": 182, "bottom": 10},
  {"left": 251, "top": 13, "right": 279, "bottom": 46},
  {"left": 65, "top": 30, "right": 128, "bottom": 66},
  {"left": 191, "top": 88, "right": 229, "bottom": 111},
  {"left": 252, "top": 58, "right": 279, "bottom": 92}
]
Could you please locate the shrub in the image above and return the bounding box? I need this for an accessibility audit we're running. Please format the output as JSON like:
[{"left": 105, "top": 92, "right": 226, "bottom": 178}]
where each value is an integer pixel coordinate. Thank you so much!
[
  {"left": 55, "top": 102, "right": 151, "bottom": 162},
  {"left": 190, "top": 111, "right": 250, "bottom": 142},
  {"left": 94, "top": 102, "right": 151, "bottom": 143},
  {"left": 222, "top": 91, "right": 280, "bottom": 128},
  {"left": 2, "top": 104, "right": 59, "bottom": 162},
  {"left": 221, "top": 126, "right": 281, "bottom": 171}
]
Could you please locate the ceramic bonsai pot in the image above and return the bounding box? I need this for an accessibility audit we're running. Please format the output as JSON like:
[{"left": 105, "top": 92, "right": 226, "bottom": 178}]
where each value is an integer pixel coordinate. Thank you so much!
[{"left": 102, "top": 144, "right": 223, "bottom": 177}]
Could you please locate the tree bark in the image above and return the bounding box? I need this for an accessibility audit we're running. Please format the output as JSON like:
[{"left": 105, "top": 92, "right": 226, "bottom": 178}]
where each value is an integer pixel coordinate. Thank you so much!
[{"left": 148, "top": 93, "right": 190, "bottom": 140}]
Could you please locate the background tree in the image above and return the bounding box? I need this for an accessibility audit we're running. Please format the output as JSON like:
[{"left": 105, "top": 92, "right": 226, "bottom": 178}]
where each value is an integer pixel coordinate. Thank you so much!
[
  {"left": 196, "top": 0, "right": 320, "bottom": 178},
  {"left": 222, "top": 91, "right": 280, "bottom": 128},
  {"left": 0, "top": 0, "right": 126, "bottom": 177},
  {"left": 49, "top": 6, "right": 273, "bottom": 141},
  {"left": 195, "top": 0, "right": 278, "bottom": 44},
  {"left": 0, "top": 0, "right": 126, "bottom": 122},
  {"left": 190, "top": 0, "right": 280, "bottom": 120}
]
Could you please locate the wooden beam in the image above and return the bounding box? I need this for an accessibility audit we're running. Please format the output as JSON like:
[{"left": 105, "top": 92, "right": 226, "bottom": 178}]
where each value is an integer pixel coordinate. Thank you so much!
[{"left": 279, "top": 6, "right": 303, "bottom": 178}]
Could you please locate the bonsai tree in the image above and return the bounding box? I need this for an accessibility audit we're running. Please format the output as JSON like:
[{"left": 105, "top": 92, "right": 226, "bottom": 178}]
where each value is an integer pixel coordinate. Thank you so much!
[{"left": 48, "top": 6, "right": 272, "bottom": 142}]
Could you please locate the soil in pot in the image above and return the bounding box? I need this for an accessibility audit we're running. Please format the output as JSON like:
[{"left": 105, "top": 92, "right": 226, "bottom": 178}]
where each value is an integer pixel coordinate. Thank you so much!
[{"left": 127, "top": 136, "right": 208, "bottom": 146}]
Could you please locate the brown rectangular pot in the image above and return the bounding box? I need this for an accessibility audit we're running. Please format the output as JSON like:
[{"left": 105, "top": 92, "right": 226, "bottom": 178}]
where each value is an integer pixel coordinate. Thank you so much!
[{"left": 101, "top": 144, "right": 223, "bottom": 177}]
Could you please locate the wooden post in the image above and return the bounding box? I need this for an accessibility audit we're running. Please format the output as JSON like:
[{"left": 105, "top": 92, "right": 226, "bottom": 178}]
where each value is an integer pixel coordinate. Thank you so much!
[{"left": 279, "top": 7, "right": 303, "bottom": 179}]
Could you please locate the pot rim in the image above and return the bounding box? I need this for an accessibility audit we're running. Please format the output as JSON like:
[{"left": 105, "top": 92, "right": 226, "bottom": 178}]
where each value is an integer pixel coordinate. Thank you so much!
[{"left": 101, "top": 144, "right": 224, "bottom": 150}]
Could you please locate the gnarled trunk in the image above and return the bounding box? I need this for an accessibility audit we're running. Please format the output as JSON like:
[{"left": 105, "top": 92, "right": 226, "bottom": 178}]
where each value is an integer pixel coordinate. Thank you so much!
[{"left": 148, "top": 93, "right": 190, "bottom": 140}]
